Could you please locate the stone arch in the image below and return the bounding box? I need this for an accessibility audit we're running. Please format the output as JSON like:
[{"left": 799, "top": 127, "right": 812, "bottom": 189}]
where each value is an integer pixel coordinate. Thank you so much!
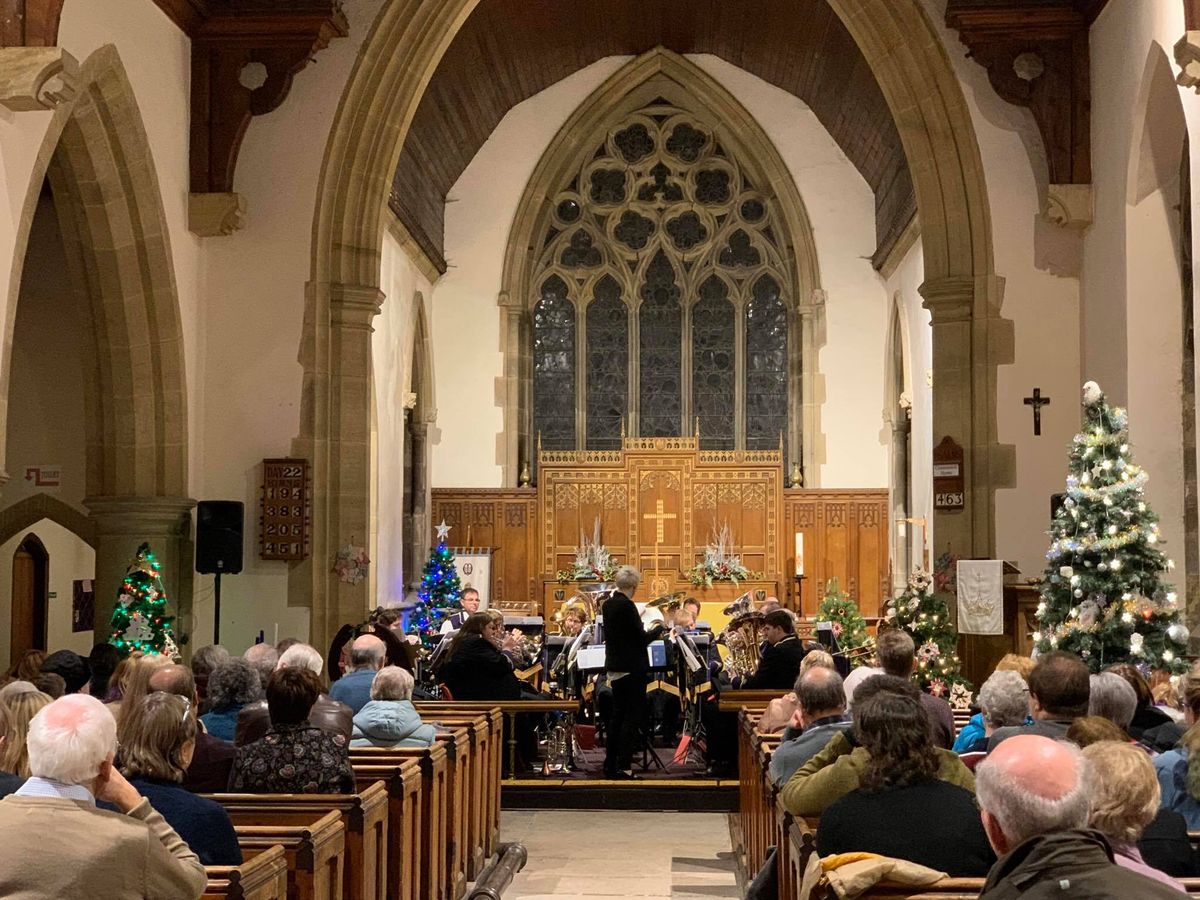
[
  {"left": 299, "top": 0, "right": 1001, "bottom": 649},
  {"left": 1123, "top": 42, "right": 1194, "bottom": 606},
  {"left": 1, "top": 45, "right": 193, "bottom": 639},
  {"left": 0, "top": 493, "right": 96, "bottom": 549},
  {"left": 498, "top": 48, "right": 824, "bottom": 484}
]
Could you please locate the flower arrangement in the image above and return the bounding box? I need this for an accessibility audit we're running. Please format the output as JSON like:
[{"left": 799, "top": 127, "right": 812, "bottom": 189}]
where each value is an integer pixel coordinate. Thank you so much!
[
  {"left": 685, "top": 522, "right": 758, "bottom": 587},
  {"left": 333, "top": 544, "right": 370, "bottom": 585},
  {"left": 556, "top": 517, "right": 619, "bottom": 583}
]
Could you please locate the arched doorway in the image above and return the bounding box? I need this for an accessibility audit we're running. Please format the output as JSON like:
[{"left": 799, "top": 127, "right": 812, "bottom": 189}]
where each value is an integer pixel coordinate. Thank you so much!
[
  {"left": 297, "top": 0, "right": 1002, "bottom": 652},
  {"left": 9, "top": 533, "right": 48, "bottom": 661}
]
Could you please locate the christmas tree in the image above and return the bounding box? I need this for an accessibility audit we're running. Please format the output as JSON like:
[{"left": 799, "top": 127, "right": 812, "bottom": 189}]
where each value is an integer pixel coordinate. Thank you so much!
[
  {"left": 814, "top": 578, "right": 870, "bottom": 667},
  {"left": 1034, "top": 381, "right": 1188, "bottom": 673},
  {"left": 108, "top": 543, "right": 179, "bottom": 658},
  {"left": 884, "top": 569, "right": 970, "bottom": 700},
  {"left": 407, "top": 525, "right": 462, "bottom": 645}
]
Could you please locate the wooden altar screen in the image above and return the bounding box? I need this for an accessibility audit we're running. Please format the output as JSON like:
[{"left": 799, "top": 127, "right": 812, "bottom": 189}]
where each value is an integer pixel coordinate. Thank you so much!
[{"left": 430, "top": 437, "right": 890, "bottom": 620}]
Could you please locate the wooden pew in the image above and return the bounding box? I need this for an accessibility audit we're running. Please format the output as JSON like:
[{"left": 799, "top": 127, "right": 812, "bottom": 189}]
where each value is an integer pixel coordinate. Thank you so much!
[
  {"left": 353, "top": 761, "right": 423, "bottom": 900},
  {"left": 352, "top": 726, "right": 470, "bottom": 900},
  {"left": 210, "top": 783, "right": 388, "bottom": 900},
  {"left": 204, "top": 844, "right": 288, "bottom": 900},
  {"left": 418, "top": 698, "right": 575, "bottom": 776},
  {"left": 235, "top": 812, "right": 345, "bottom": 900}
]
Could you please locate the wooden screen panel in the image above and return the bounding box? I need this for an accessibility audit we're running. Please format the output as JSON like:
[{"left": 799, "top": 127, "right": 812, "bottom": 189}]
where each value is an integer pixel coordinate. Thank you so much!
[{"left": 431, "top": 491, "right": 538, "bottom": 604}]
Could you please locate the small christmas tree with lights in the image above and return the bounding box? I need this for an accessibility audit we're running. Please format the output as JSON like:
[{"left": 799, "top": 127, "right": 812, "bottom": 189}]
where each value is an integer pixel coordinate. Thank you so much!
[
  {"left": 407, "top": 522, "right": 462, "bottom": 645},
  {"left": 1035, "top": 381, "right": 1188, "bottom": 673},
  {"left": 884, "top": 568, "right": 970, "bottom": 698},
  {"left": 814, "top": 577, "right": 870, "bottom": 667},
  {"left": 108, "top": 543, "right": 179, "bottom": 658}
]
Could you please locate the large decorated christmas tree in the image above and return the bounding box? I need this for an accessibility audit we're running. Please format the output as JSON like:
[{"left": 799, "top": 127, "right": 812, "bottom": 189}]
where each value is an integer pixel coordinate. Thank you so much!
[
  {"left": 814, "top": 577, "right": 871, "bottom": 667},
  {"left": 108, "top": 543, "right": 179, "bottom": 658},
  {"left": 884, "top": 569, "right": 970, "bottom": 702},
  {"left": 1034, "top": 381, "right": 1188, "bottom": 673},
  {"left": 407, "top": 522, "right": 463, "bottom": 645}
]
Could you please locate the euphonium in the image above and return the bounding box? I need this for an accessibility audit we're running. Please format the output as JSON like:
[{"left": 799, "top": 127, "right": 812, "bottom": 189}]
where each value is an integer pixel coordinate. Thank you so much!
[{"left": 717, "top": 609, "right": 764, "bottom": 680}]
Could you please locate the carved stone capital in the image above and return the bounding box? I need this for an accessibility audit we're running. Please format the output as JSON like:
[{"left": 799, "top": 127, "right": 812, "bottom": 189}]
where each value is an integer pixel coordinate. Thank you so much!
[
  {"left": 329, "top": 283, "right": 384, "bottom": 330},
  {"left": 919, "top": 276, "right": 975, "bottom": 323},
  {"left": 188, "top": 191, "right": 245, "bottom": 236},
  {"left": 1176, "top": 32, "right": 1200, "bottom": 92},
  {"left": 83, "top": 495, "right": 196, "bottom": 534},
  {"left": 1043, "top": 182, "right": 1093, "bottom": 229},
  {"left": 0, "top": 46, "right": 77, "bottom": 111}
]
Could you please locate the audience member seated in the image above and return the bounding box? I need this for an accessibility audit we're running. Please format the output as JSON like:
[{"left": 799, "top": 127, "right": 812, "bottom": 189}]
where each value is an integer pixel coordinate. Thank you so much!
[
  {"left": 953, "top": 654, "right": 1036, "bottom": 752},
  {"left": 190, "top": 645, "right": 230, "bottom": 711},
  {"left": 32, "top": 673, "right": 65, "bottom": 699},
  {"left": 958, "top": 670, "right": 1029, "bottom": 760},
  {"left": 842, "top": 661, "right": 884, "bottom": 712},
  {"left": 439, "top": 612, "right": 523, "bottom": 701},
  {"left": 1081, "top": 738, "right": 1193, "bottom": 888},
  {"left": 974, "top": 734, "right": 1184, "bottom": 898},
  {"left": 112, "top": 654, "right": 171, "bottom": 732},
  {"left": 40, "top": 650, "right": 90, "bottom": 695},
  {"left": 149, "top": 665, "right": 237, "bottom": 793},
  {"left": 0, "top": 694, "right": 207, "bottom": 899},
  {"left": 780, "top": 675, "right": 974, "bottom": 817},
  {"left": 235, "top": 643, "right": 353, "bottom": 746},
  {"left": 1089, "top": 671, "right": 1138, "bottom": 734},
  {"left": 118, "top": 691, "right": 241, "bottom": 866},
  {"left": 740, "top": 610, "right": 807, "bottom": 690},
  {"left": 817, "top": 689, "right": 995, "bottom": 875},
  {"left": 756, "top": 650, "right": 836, "bottom": 733},
  {"left": 1155, "top": 669, "right": 1200, "bottom": 828},
  {"left": 230, "top": 667, "right": 354, "bottom": 794},
  {"left": 769, "top": 667, "right": 851, "bottom": 786},
  {"left": 351, "top": 666, "right": 437, "bottom": 748},
  {"left": 987, "top": 650, "right": 1090, "bottom": 750},
  {"left": 875, "top": 629, "right": 955, "bottom": 749},
  {"left": 0, "top": 688, "right": 50, "bottom": 776},
  {"left": 87, "top": 643, "right": 121, "bottom": 700},
  {"left": 201, "top": 658, "right": 263, "bottom": 742},
  {"left": 330, "top": 634, "right": 386, "bottom": 714},
  {"left": 243, "top": 643, "right": 279, "bottom": 694},
  {"left": 0, "top": 703, "right": 24, "bottom": 797},
  {"left": 1107, "top": 663, "right": 1184, "bottom": 751},
  {"left": 2, "top": 649, "right": 44, "bottom": 687}
]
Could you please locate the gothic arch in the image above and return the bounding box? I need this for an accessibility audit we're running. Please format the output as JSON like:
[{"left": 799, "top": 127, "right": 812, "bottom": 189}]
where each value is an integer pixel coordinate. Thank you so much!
[
  {"left": 0, "top": 493, "right": 96, "bottom": 550},
  {"left": 300, "top": 0, "right": 1002, "bottom": 651},
  {"left": 498, "top": 49, "right": 823, "bottom": 483}
]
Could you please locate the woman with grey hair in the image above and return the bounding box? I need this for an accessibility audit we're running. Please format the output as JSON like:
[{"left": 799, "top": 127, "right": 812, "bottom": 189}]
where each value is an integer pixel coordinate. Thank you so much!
[
  {"left": 350, "top": 666, "right": 436, "bottom": 748},
  {"left": 959, "top": 669, "right": 1029, "bottom": 755},
  {"left": 1089, "top": 671, "right": 1138, "bottom": 733},
  {"left": 200, "top": 659, "right": 263, "bottom": 742}
]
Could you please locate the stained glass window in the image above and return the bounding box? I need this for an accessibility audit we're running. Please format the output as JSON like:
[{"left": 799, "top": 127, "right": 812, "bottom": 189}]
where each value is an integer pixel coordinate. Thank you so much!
[
  {"left": 638, "top": 251, "right": 682, "bottom": 437},
  {"left": 532, "top": 275, "right": 576, "bottom": 449},
  {"left": 692, "top": 276, "right": 735, "bottom": 449},
  {"left": 586, "top": 275, "right": 628, "bottom": 449},
  {"left": 527, "top": 100, "right": 797, "bottom": 462},
  {"left": 746, "top": 274, "right": 789, "bottom": 452}
]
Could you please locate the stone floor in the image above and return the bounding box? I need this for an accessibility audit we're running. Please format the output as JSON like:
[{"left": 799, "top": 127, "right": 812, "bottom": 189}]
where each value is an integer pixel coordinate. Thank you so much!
[{"left": 500, "top": 809, "right": 742, "bottom": 899}]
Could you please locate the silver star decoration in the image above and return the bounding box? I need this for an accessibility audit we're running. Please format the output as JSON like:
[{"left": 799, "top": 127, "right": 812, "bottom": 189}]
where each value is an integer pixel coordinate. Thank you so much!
[
  {"left": 435, "top": 520, "right": 451, "bottom": 541},
  {"left": 1090, "top": 463, "right": 1105, "bottom": 479}
]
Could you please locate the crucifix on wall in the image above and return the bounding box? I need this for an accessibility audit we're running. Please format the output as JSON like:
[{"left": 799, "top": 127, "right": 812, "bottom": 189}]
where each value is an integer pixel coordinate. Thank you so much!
[{"left": 1023, "top": 388, "right": 1051, "bottom": 436}]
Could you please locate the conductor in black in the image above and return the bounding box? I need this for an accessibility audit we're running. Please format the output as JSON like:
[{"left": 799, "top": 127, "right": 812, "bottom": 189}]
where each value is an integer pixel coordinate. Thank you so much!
[{"left": 602, "top": 565, "right": 662, "bottom": 778}]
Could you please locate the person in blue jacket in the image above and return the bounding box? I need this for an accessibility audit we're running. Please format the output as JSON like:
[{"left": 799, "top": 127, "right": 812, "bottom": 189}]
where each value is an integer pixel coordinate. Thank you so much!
[{"left": 351, "top": 666, "right": 437, "bottom": 748}]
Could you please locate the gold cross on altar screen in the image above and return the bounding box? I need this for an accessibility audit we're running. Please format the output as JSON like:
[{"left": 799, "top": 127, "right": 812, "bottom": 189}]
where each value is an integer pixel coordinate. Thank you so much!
[{"left": 643, "top": 499, "right": 677, "bottom": 542}]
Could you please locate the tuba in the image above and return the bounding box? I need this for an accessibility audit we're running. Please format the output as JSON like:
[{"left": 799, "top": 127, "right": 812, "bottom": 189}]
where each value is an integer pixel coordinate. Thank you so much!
[{"left": 717, "top": 592, "right": 764, "bottom": 680}]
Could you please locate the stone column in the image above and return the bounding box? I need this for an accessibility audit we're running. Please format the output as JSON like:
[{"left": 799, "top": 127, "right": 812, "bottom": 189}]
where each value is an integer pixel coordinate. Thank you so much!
[
  {"left": 919, "top": 275, "right": 1014, "bottom": 587},
  {"left": 497, "top": 292, "right": 527, "bottom": 485},
  {"left": 407, "top": 414, "right": 435, "bottom": 594},
  {"left": 85, "top": 496, "right": 195, "bottom": 647},
  {"left": 796, "top": 288, "right": 826, "bottom": 484},
  {"left": 890, "top": 410, "right": 911, "bottom": 591}
]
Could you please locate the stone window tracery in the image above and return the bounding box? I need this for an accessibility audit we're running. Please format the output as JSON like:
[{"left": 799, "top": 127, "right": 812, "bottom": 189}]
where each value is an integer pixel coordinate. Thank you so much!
[{"left": 529, "top": 99, "right": 797, "bottom": 454}]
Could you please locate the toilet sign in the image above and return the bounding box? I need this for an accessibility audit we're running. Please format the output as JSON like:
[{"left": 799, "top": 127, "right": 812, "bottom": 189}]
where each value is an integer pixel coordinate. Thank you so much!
[
  {"left": 933, "top": 436, "right": 965, "bottom": 510},
  {"left": 24, "top": 466, "right": 61, "bottom": 488}
]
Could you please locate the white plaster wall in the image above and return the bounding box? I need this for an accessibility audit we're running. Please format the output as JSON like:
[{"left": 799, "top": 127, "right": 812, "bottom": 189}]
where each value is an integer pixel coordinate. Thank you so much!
[
  {"left": 0, "top": 519, "right": 95, "bottom": 672},
  {"left": 432, "top": 54, "right": 890, "bottom": 491},
  {"left": 921, "top": 0, "right": 1083, "bottom": 576},
  {"left": 374, "top": 232, "right": 432, "bottom": 606}
]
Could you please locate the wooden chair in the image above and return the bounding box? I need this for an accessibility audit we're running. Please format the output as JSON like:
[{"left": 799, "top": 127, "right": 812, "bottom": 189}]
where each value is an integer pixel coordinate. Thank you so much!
[
  {"left": 203, "top": 844, "right": 288, "bottom": 900},
  {"left": 354, "top": 761, "right": 424, "bottom": 900},
  {"left": 235, "top": 811, "right": 345, "bottom": 900},
  {"left": 210, "top": 783, "right": 388, "bottom": 900}
]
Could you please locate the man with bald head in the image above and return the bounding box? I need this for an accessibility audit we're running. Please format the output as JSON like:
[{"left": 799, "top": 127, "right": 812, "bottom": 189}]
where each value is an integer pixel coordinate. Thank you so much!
[
  {"left": 975, "top": 734, "right": 1185, "bottom": 898},
  {"left": 329, "top": 634, "right": 386, "bottom": 714},
  {"left": 769, "top": 666, "right": 851, "bottom": 786},
  {"left": 148, "top": 665, "right": 236, "bottom": 792}
]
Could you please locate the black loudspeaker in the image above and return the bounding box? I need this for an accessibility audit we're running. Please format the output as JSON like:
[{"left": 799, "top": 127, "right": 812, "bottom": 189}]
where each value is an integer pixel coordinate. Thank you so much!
[
  {"left": 196, "top": 501, "right": 244, "bottom": 574},
  {"left": 1050, "top": 492, "right": 1067, "bottom": 522}
]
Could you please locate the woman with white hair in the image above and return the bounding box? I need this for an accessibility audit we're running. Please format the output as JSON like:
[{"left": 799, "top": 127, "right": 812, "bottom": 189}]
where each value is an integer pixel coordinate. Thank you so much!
[
  {"left": 1083, "top": 740, "right": 1190, "bottom": 889},
  {"left": 350, "top": 667, "right": 436, "bottom": 748},
  {"left": 959, "top": 670, "right": 1030, "bottom": 756}
]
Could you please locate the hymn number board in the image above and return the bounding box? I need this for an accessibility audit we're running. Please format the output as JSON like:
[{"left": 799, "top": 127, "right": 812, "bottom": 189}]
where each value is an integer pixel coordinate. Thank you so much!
[{"left": 260, "top": 458, "right": 310, "bottom": 561}]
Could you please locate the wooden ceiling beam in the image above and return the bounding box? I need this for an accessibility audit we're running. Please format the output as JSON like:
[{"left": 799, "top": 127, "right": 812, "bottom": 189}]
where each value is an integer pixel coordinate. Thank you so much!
[{"left": 0, "top": 0, "right": 66, "bottom": 47}]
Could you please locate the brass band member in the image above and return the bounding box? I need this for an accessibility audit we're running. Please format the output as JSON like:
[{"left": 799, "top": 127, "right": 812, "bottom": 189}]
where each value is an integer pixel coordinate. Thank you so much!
[
  {"left": 741, "top": 610, "right": 808, "bottom": 690},
  {"left": 440, "top": 587, "right": 482, "bottom": 633},
  {"left": 560, "top": 607, "right": 587, "bottom": 637}
]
